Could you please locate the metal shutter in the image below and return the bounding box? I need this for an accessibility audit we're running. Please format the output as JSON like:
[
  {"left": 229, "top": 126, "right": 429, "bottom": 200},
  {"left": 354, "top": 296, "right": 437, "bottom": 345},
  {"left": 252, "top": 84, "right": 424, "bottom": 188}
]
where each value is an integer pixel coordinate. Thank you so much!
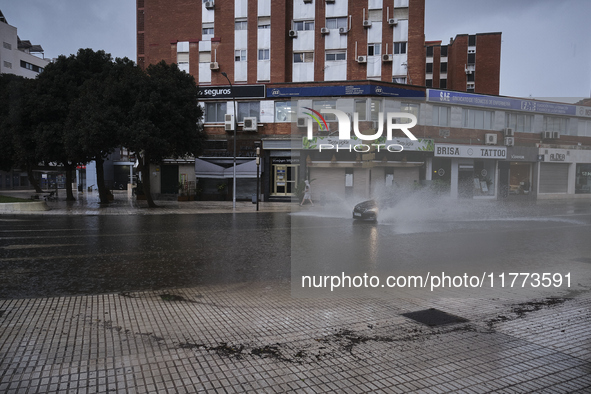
[{"left": 539, "top": 163, "right": 569, "bottom": 193}]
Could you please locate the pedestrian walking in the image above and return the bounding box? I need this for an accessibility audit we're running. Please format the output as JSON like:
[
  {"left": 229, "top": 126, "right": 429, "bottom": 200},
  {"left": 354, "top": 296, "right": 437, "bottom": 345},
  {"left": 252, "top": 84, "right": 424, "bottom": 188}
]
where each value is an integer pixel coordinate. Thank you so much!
[{"left": 301, "top": 180, "right": 314, "bottom": 206}]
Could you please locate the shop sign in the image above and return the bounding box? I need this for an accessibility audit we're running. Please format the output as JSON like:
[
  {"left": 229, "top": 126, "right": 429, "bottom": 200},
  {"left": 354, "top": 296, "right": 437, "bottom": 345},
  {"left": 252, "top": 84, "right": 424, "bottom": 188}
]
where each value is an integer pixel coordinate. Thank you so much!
[
  {"left": 577, "top": 106, "right": 591, "bottom": 118},
  {"left": 272, "top": 157, "right": 300, "bottom": 165},
  {"left": 268, "top": 84, "right": 424, "bottom": 98},
  {"left": 428, "top": 89, "right": 577, "bottom": 116},
  {"left": 198, "top": 85, "right": 266, "bottom": 100},
  {"left": 302, "top": 136, "right": 434, "bottom": 152},
  {"left": 434, "top": 144, "right": 507, "bottom": 159},
  {"left": 549, "top": 153, "right": 566, "bottom": 162}
]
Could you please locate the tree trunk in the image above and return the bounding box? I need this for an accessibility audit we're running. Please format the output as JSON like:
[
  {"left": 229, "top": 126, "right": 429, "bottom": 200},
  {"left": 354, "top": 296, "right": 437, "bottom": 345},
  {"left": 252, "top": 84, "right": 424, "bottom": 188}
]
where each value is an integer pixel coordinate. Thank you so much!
[
  {"left": 95, "top": 156, "right": 110, "bottom": 204},
  {"left": 140, "top": 154, "right": 158, "bottom": 208},
  {"left": 65, "top": 163, "right": 76, "bottom": 201},
  {"left": 26, "top": 165, "right": 43, "bottom": 193}
]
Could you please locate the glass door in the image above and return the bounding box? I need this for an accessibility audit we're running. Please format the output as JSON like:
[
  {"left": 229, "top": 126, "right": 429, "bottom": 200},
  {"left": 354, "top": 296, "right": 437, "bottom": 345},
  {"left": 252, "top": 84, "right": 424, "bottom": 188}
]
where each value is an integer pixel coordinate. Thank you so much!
[{"left": 272, "top": 165, "right": 298, "bottom": 196}]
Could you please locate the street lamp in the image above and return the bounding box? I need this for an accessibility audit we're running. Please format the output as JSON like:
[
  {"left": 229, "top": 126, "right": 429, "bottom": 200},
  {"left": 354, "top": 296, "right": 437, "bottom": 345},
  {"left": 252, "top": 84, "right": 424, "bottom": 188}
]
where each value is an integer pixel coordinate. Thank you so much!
[{"left": 221, "top": 72, "right": 237, "bottom": 210}]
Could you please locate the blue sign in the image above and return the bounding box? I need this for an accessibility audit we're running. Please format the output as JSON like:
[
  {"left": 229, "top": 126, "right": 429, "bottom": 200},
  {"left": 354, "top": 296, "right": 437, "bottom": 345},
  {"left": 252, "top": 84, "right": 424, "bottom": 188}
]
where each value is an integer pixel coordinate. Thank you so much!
[
  {"left": 427, "top": 89, "right": 576, "bottom": 116},
  {"left": 268, "top": 84, "right": 424, "bottom": 99}
]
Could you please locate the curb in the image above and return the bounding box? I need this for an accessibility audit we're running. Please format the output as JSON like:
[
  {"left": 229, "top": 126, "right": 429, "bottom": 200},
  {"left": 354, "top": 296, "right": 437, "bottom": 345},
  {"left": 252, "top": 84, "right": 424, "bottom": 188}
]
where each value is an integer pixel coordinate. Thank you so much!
[{"left": 0, "top": 201, "right": 50, "bottom": 213}]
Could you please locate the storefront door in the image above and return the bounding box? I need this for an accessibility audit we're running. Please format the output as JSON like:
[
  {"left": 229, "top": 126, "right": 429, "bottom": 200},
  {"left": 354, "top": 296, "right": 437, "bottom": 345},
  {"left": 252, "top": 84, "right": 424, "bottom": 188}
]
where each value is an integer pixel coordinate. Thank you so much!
[{"left": 272, "top": 164, "right": 298, "bottom": 196}]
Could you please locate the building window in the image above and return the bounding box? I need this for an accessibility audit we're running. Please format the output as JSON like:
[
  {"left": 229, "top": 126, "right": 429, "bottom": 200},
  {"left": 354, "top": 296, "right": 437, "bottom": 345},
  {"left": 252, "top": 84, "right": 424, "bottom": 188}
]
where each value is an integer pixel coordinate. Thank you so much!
[
  {"left": 432, "top": 106, "right": 450, "bottom": 126},
  {"left": 258, "top": 16, "right": 270, "bottom": 29},
  {"left": 3, "top": 61, "right": 12, "bottom": 69},
  {"left": 355, "top": 99, "right": 367, "bottom": 121},
  {"left": 462, "top": 109, "right": 493, "bottom": 130},
  {"left": 440, "top": 62, "right": 447, "bottom": 73},
  {"left": 235, "top": 20, "right": 248, "bottom": 30},
  {"left": 205, "top": 102, "right": 227, "bottom": 123},
  {"left": 578, "top": 120, "right": 591, "bottom": 137},
  {"left": 393, "top": 42, "right": 407, "bottom": 54},
  {"left": 325, "top": 51, "right": 346, "bottom": 61},
  {"left": 294, "top": 20, "right": 314, "bottom": 31},
  {"left": 202, "top": 27, "right": 214, "bottom": 35},
  {"left": 401, "top": 102, "right": 419, "bottom": 123},
  {"left": 258, "top": 23, "right": 270, "bottom": 29},
  {"left": 326, "top": 17, "right": 348, "bottom": 30},
  {"left": 426, "top": 46, "right": 434, "bottom": 57},
  {"left": 543, "top": 116, "right": 568, "bottom": 134},
  {"left": 199, "top": 52, "right": 212, "bottom": 63},
  {"left": 294, "top": 52, "right": 314, "bottom": 63},
  {"left": 368, "top": 44, "right": 381, "bottom": 56},
  {"left": 258, "top": 49, "right": 270, "bottom": 60},
  {"left": 426, "top": 63, "right": 433, "bottom": 73},
  {"left": 440, "top": 78, "right": 447, "bottom": 89},
  {"left": 440, "top": 45, "right": 448, "bottom": 57},
  {"left": 235, "top": 50, "right": 247, "bottom": 62},
  {"left": 505, "top": 113, "right": 533, "bottom": 133},
  {"left": 20, "top": 60, "right": 43, "bottom": 73},
  {"left": 393, "top": 76, "right": 407, "bottom": 84},
  {"left": 275, "top": 102, "right": 294, "bottom": 122},
  {"left": 425, "top": 79, "right": 433, "bottom": 87},
  {"left": 313, "top": 100, "right": 337, "bottom": 121},
  {"left": 370, "top": 99, "right": 381, "bottom": 122},
  {"left": 467, "top": 73, "right": 475, "bottom": 82},
  {"left": 468, "top": 35, "right": 476, "bottom": 46},
  {"left": 238, "top": 102, "right": 260, "bottom": 122},
  {"left": 2, "top": 42, "right": 11, "bottom": 50},
  {"left": 468, "top": 53, "right": 475, "bottom": 64}
]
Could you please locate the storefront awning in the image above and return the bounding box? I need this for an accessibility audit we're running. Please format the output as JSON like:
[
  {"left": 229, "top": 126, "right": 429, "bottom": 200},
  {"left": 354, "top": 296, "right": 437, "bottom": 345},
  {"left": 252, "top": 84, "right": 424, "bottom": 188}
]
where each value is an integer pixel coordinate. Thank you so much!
[{"left": 195, "top": 158, "right": 257, "bottom": 178}]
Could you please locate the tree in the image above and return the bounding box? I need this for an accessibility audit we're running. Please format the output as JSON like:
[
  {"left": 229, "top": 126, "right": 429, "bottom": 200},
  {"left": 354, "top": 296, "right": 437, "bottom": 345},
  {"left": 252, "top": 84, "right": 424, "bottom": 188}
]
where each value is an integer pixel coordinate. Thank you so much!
[
  {"left": 124, "top": 61, "right": 206, "bottom": 208},
  {"left": 34, "top": 49, "right": 116, "bottom": 202},
  {"left": 0, "top": 74, "right": 43, "bottom": 192}
]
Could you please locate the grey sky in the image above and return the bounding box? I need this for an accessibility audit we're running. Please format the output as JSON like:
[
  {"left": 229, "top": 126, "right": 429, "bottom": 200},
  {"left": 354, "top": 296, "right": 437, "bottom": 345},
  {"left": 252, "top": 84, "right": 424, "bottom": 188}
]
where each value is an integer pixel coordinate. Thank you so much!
[{"left": 1, "top": 0, "right": 590, "bottom": 100}]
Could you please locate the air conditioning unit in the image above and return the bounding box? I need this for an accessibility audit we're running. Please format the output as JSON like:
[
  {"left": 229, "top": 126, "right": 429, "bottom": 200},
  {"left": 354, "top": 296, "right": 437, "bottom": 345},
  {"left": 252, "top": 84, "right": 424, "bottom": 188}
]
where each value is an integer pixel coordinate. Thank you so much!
[
  {"left": 363, "top": 20, "right": 372, "bottom": 27},
  {"left": 542, "top": 131, "right": 553, "bottom": 139},
  {"left": 485, "top": 133, "right": 497, "bottom": 145},
  {"left": 357, "top": 56, "right": 367, "bottom": 63},
  {"left": 388, "top": 18, "right": 398, "bottom": 26},
  {"left": 465, "top": 66, "right": 473, "bottom": 74},
  {"left": 339, "top": 27, "right": 349, "bottom": 35},
  {"left": 504, "top": 127, "right": 514, "bottom": 137},
  {"left": 243, "top": 117, "right": 258, "bottom": 131},
  {"left": 320, "top": 27, "right": 330, "bottom": 34},
  {"left": 225, "top": 114, "right": 234, "bottom": 131},
  {"left": 504, "top": 137, "right": 514, "bottom": 146},
  {"left": 297, "top": 117, "right": 307, "bottom": 128},
  {"left": 209, "top": 62, "right": 219, "bottom": 70},
  {"left": 288, "top": 30, "right": 297, "bottom": 38},
  {"left": 382, "top": 54, "right": 393, "bottom": 62},
  {"left": 204, "top": 1, "right": 214, "bottom": 10}
]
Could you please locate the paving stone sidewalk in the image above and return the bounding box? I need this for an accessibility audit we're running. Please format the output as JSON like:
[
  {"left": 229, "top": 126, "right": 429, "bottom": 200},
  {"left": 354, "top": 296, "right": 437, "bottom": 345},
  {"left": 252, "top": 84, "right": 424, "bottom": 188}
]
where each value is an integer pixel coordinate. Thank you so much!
[{"left": 1, "top": 282, "right": 590, "bottom": 393}]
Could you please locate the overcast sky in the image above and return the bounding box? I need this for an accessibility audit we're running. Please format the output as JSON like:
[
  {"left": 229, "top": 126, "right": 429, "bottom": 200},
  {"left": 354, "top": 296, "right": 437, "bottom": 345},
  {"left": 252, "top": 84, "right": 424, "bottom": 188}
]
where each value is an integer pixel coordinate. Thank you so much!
[{"left": 1, "top": 0, "right": 589, "bottom": 101}]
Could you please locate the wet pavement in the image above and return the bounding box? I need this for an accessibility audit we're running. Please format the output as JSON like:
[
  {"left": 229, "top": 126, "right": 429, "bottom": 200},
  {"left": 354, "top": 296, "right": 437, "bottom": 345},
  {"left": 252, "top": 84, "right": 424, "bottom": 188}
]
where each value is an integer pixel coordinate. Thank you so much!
[{"left": 0, "top": 190, "right": 590, "bottom": 392}]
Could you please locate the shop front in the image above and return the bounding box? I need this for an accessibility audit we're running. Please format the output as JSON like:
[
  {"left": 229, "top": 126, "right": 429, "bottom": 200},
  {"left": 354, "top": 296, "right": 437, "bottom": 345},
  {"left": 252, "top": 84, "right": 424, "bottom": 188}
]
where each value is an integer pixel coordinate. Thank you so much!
[
  {"left": 434, "top": 144, "right": 507, "bottom": 199},
  {"left": 501, "top": 146, "right": 539, "bottom": 199},
  {"left": 537, "top": 147, "right": 591, "bottom": 199}
]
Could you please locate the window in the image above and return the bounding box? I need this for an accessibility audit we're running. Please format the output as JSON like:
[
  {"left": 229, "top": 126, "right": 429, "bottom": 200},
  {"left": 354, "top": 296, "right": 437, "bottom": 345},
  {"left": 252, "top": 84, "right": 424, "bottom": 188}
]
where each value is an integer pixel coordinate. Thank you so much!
[
  {"left": 543, "top": 116, "right": 568, "bottom": 133},
  {"left": 393, "top": 42, "right": 407, "bottom": 54},
  {"left": 258, "top": 17, "right": 270, "bottom": 29},
  {"left": 426, "top": 63, "right": 433, "bottom": 73},
  {"left": 275, "top": 102, "right": 294, "bottom": 122},
  {"left": 294, "top": 52, "right": 314, "bottom": 63},
  {"left": 258, "top": 49, "right": 270, "bottom": 61},
  {"left": 468, "top": 35, "right": 476, "bottom": 46},
  {"left": 426, "top": 46, "right": 434, "bottom": 57},
  {"left": 440, "top": 62, "right": 447, "bottom": 73},
  {"left": 326, "top": 51, "right": 346, "bottom": 61},
  {"left": 440, "top": 79, "right": 447, "bottom": 89},
  {"left": 425, "top": 79, "right": 433, "bottom": 87},
  {"left": 2, "top": 42, "right": 11, "bottom": 50},
  {"left": 202, "top": 27, "right": 214, "bottom": 35},
  {"left": 401, "top": 102, "right": 419, "bottom": 123},
  {"left": 462, "top": 109, "right": 493, "bottom": 129},
  {"left": 258, "top": 23, "right": 270, "bottom": 29},
  {"left": 205, "top": 102, "right": 227, "bottom": 123},
  {"left": 505, "top": 113, "right": 533, "bottom": 133},
  {"left": 368, "top": 10, "right": 382, "bottom": 22},
  {"left": 432, "top": 106, "right": 450, "bottom": 126},
  {"left": 3, "top": 61, "right": 12, "bottom": 69},
  {"left": 370, "top": 99, "right": 381, "bottom": 121},
  {"left": 393, "top": 76, "right": 407, "bottom": 84},
  {"left": 368, "top": 44, "right": 381, "bottom": 56},
  {"left": 235, "top": 50, "right": 246, "bottom": 62},
  {"left": 326, "top": 17, "right": 348, "bottom": 30},
  {"left": 235, "top": 20, "right": 248, "bottom": 30},
  {"left": 578, "top": 120, "right": 591, "bottom": 137},
  {"left": 199, "top": 52, "right": 211, "bottom": 63},
  {"left": 20, "top": 60, "right": 43, "bottom": 73},
  {"left": 467, "top": 73, "right": 475, "bottom": 82},
  {"left": 440, "top": 45, "right": 448, "bottom": 57},
  {"left": 238, "top": 102, "right": 260, "bottom": 122},
  {"left": 468, "top": 53, "right": 475, "bottom": 64},
  {"left": 294, "top": 20, "right": 314, "bottom": 31},
  {"left": 355, "top": 99, "right": 367, "bottom": 121},
  {"left": 313, "top": 100, "right": 337, "bottom": 121}
]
